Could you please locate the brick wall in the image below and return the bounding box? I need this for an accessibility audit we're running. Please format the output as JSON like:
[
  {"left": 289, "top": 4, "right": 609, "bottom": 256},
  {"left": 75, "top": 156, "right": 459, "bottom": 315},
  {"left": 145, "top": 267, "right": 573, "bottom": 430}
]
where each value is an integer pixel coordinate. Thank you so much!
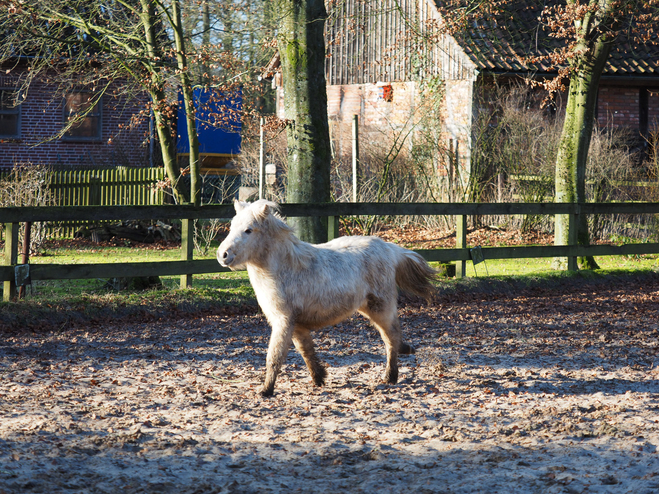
[
  {"left": 0, "top": 74, "right": 151, "bottom": 169},
  {"left": 277, "top": 81, "right": 416, "bottom": 155},
  {"left": 649, "top": 89, "right": 659, "bottom": 131},
  {"left": 597, "top": 86, "right": 639, "bottom": 128},
  {"left": 596, "top": 85, "right": 659, "bottom": 132},
  {"left": 276, "top": 79, "right": 473, "bottom": 190},
  {"left": 278, "top": 81, "right": 418, "bottom": 127},
  {"left": 302, "top": 81, "right": 657, "bottom": 137},
  {"left": 275, "top": 77, "right": 655, "bottom": 191}
]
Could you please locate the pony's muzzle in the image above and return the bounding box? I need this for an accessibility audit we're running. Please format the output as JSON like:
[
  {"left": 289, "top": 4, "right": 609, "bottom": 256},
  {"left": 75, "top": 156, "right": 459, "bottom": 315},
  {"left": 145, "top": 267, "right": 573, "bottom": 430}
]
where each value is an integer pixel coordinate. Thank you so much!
[{"left": 217, "top": 247, "right": 234, "bottom": 267}]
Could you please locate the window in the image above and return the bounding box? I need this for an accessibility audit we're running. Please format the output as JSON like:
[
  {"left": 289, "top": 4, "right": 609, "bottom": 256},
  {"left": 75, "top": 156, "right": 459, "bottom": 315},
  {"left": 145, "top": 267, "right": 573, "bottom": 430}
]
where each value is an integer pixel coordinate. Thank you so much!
[
  {"left": 64, "top": 92, "right": 102, "bottom": 139},
  {"left": 0, "top": 88, "right": 21, "bottom": 138}
]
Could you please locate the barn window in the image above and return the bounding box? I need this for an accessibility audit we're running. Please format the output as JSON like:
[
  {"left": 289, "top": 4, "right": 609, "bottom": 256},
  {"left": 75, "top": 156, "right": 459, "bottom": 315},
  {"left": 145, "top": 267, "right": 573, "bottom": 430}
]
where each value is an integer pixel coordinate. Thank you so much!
[
  {"left": 63, "top": 92, "right": 102, "bottom": 140},
  {"left": 0, "top": 88, "right": 22, "bottom": 138}
]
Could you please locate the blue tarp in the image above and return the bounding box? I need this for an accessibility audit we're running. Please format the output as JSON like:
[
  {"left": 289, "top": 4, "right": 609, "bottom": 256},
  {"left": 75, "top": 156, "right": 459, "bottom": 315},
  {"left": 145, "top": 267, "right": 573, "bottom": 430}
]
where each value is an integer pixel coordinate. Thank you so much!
[{"left": 176, "top": 88, "right": 242, "bottom": 155}]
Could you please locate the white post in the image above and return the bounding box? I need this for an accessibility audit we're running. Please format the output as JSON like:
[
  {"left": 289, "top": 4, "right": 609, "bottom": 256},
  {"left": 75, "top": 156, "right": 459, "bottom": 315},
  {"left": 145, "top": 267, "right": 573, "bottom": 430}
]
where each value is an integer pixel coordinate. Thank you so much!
[
  {"left": 259, "top": 117, "right": 265, "bottom": 200},
  {"left": 352, "top": 114, "right": 359, "bottom": 202}
]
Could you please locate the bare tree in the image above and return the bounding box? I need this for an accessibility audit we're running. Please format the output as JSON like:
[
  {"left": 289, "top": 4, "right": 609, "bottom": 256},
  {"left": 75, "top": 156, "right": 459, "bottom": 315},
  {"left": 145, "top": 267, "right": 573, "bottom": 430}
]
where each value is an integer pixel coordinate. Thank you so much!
[{"left": 0, "top": 0, "right": 271, "bottom": 205}]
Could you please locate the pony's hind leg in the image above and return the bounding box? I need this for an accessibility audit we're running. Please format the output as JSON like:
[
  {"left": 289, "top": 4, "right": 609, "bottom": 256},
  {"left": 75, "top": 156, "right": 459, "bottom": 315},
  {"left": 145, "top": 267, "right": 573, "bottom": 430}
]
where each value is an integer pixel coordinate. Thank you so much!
[
  {"left": 292, "top": 327, "right": 327, "bottom": 387},
  {"left": 361, "top": 302, "right": 404, "bottom": 385}
]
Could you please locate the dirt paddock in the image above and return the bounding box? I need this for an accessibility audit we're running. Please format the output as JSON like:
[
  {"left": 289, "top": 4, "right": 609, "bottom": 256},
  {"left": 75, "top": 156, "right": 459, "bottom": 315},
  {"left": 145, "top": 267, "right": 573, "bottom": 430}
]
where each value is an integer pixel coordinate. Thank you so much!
[{"left": 1, "top": 273, "right": 659, "bottom": 493}]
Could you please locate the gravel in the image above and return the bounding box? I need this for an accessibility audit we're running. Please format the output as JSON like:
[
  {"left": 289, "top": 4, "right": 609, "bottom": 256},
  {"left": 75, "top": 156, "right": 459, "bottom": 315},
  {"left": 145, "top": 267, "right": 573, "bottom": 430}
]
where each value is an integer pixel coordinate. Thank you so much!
[{"left": 1, "top": 273, "right": 659, "bottom": 493}]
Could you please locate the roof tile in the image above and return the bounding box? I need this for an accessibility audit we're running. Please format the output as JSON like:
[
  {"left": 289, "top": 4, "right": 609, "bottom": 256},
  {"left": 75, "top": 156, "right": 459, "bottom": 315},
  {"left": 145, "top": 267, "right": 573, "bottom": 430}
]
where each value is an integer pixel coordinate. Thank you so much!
[{"left": 440, "top": 0, "right": 659, "bottom": 76}]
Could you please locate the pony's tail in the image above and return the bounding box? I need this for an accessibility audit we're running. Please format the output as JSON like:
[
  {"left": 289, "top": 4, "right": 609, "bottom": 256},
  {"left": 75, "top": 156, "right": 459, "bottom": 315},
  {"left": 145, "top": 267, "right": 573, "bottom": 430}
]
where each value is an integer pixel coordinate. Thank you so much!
[{"left": 395, "top": 250, "right": 438, "bottom": 303}]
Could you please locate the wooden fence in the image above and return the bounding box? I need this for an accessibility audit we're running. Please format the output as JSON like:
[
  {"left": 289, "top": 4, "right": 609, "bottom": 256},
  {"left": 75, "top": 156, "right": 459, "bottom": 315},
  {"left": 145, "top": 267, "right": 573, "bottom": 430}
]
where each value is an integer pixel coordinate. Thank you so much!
[
  {"left": 2, "top": 201, "right": 659, "bottom": 302},
  {"left": 49, "top": 167, "right": 166, "bottom": 207},
  {"left": 0, "top": 167, "right": 168, "bottom": 238},
  {"left": 0, "top": 167, "right": 166, "bottom": 207}
]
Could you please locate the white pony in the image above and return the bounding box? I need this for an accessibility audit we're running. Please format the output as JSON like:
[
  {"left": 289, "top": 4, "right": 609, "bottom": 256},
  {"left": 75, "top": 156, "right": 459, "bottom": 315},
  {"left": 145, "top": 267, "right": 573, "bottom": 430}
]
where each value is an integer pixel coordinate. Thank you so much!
[{"left": 217, "top": 200, "right": 437, "bottom": 397}]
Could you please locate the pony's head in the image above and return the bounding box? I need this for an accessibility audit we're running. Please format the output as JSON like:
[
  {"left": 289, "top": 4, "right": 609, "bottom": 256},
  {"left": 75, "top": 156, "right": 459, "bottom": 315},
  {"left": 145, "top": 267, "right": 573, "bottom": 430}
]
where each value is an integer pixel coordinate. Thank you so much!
[{"left": 217, "top": 199, "right": 287, "bottom": 269}]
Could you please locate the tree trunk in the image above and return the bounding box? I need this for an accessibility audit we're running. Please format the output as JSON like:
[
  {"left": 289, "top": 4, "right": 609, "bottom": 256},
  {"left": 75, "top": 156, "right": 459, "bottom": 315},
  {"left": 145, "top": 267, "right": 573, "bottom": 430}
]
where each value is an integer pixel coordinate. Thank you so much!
[
  {"left": 140, "top": 0, "right": 188, "bottom": 204},
  {"left": 277, "top": 0, "right": 332, "bottom": 243},
  {"left": 201, "top": 1, "right": 211, "bottom": 85},
  {"left": 553, "top": 3, "right": 614, "bottom": 270},
  {"left": 150, "top": 89, "right": 186, "bottom": 202},
  {"left": 172, "top": 0, "right": 201, "bottom": 207}
]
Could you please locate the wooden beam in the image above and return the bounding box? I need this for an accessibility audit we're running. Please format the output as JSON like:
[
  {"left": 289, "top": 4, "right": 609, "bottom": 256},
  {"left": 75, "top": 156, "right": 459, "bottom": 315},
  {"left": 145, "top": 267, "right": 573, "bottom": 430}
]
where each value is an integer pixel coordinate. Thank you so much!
[
  {"left": 1, "top": 242, "right": 658, "bottom": 284},
  {"left": 327, "top": 216, "right": 340, "bottom": 240},
  {"left": 3, "top": 202, "right": 659, "bottom": 224},
  {"left": 180, "top": 218, "right": 194, "bottom": 288},
  {"left": 567, "top": 207, "right": 579, "bottom": 271},
  {"left": 352, "top": 115, "right": 360, "bottom": 202},
  {"left": 0, "top": 259, "right": 227, "bottom": 282},
  {"left": 415, "top": 243, "right": 659, "bottom": 263},
  {"left": 2, "top": 223, "right": 18, "bottom": 302},
  {"left": 0, "top": 204, "right": 235, "bottom": 223},
  {"left": 455, "top": 215, "right": 467, "bottom": 278}
]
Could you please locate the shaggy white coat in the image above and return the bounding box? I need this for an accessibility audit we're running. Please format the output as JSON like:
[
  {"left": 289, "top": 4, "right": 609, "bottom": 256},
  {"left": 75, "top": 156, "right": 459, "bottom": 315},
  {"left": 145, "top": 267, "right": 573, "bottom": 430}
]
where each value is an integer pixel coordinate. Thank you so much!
[{"left": 217, "top": 200, "right": 436, "bottom": 396}]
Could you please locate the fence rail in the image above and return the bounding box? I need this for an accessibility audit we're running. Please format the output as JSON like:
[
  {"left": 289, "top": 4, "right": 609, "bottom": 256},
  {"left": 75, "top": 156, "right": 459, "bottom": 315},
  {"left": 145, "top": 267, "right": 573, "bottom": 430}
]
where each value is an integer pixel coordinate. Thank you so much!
[{"left": 2, "top": 201, "right": 659, "bottom": 301}]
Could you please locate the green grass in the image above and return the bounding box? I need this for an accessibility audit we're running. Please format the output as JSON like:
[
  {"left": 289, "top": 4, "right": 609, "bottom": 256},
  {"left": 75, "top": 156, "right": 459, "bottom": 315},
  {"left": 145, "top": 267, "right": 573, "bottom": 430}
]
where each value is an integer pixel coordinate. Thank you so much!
[
  {"left": 32, "top": 243, "right": 214, "bottom": 264},
  {"left": 26, "top": 241, "right": 228, "bottom": 297},
  {"left": 456, "top": 254, "right": 659, "bottom": 278},
  {"left": 24, "top": 269, "right": 253, "bottom": 300}
]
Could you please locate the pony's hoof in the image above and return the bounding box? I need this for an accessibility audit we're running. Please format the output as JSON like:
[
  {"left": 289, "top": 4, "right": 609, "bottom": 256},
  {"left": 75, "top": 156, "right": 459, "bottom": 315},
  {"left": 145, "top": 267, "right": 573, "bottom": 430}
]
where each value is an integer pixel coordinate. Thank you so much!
[
  {"left": 385, "top": 369, "right": 399, "bottom": 385},
  {"left": 311, "top": 367, "right": 327, "bottom": 387},
  {"left": 260, "top": 387, "right": 274, "bottom": 398},
  {"left": 399, "top": 342, "right": 415, "bottom": 355}
]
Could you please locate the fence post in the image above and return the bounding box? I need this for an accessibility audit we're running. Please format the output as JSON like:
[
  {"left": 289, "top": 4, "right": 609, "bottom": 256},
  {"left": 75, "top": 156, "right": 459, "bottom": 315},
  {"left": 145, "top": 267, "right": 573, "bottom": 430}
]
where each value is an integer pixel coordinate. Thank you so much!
[
  {"left": 456, "top": 215, "right": 467, "bottom": 278},
  {"left": 180, "top": 218, "right": 193, "bottom": 288},
  {"left": 3, "top": 222, "right": 18, "bottom": 302},
  {"left": 352, "top": 114, "right": 360, "bottom": 203},
  {"left": 327, "top": 216, "right": 340, "bottom": 240},
  {"left": 567, "top": 205, "right": 579, "bottom": 271},
  {"left": 259, "top": 117, "right": 266, "bottom": 200}
]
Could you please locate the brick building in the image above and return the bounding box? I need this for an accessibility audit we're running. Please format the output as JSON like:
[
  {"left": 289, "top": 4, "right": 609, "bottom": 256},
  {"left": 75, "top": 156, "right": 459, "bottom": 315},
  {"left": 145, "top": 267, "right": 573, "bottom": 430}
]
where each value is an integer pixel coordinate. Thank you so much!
[
  {"left": 0, "top": 67, "right": 151, "bottom": 170},
  {"left": 454, "top": 0, "right": 659, "bottom": 136},
  {"left": 265, "top": 0, "right": 659, "bottom": 189}
]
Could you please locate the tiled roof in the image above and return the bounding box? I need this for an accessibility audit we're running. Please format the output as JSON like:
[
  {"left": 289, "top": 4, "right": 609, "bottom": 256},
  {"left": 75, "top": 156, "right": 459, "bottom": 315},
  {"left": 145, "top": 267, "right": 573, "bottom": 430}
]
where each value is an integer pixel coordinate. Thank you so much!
[{"left": 443, "top": 0, "right": 659, "bottom": 77}]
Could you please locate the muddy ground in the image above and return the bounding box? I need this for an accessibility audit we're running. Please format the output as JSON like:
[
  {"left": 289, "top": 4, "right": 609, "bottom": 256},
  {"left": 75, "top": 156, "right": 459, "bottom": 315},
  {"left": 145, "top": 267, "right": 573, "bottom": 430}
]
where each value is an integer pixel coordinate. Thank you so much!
[{"left": 1, "top": 273, "right": 659, "bottom": 493}]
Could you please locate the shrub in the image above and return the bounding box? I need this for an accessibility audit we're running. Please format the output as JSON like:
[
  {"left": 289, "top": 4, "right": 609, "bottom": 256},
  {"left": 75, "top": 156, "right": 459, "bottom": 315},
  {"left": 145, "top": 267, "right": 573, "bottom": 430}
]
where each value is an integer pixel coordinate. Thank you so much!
[{"left": 0, "top": 164, "right": 55, "bottom": 254}]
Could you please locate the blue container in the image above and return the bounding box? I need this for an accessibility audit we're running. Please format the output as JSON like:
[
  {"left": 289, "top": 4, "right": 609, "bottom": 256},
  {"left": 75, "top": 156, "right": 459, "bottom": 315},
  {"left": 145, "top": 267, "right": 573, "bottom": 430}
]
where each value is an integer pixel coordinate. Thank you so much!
[{"left": 176, "top": 88, "right": 242, "bottom": 156}]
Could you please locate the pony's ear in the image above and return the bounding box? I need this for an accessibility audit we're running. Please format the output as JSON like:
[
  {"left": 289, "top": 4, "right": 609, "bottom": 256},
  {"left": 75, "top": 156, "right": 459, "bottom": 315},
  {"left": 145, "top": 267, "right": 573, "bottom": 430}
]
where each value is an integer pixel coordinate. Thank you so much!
[
  {"left": 254, "top": 201, "right": 271, "bottom": 221},
  {"left": 234, "top": 200, "right": 247, "bottom": 213}
]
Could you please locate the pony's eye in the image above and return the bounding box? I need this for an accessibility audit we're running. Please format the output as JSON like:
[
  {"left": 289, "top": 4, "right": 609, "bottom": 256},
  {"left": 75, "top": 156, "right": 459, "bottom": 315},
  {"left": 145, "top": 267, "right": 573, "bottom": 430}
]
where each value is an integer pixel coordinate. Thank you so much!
[{"left": 244, "top": 228, "right": 252, "bottom": 234}]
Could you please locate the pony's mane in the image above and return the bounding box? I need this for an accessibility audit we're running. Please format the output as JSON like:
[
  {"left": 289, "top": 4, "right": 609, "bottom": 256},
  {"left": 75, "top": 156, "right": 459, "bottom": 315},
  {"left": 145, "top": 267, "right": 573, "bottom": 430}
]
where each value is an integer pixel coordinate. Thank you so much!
[
  {"left": 252, "top": 201, "right": 314, "bottom": 271},
  {"left": 260, "top": 204, "right": 291, "bottom": 235}
]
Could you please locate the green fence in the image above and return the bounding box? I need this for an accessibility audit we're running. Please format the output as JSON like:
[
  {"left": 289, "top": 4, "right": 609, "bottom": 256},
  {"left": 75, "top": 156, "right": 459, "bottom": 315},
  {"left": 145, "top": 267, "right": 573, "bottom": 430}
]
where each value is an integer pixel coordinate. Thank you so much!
[
  {"left": 50, "top": 167, "right": 166, "bottom": 237},
  {"left": 0, "top": 167, "right": 166, "bottom": 207},
  {"left": 0, "top": 167, "right": 167, "bottom": 238},
  {"left": 49, "top": 167, "right": 166, "bottom": 207}
]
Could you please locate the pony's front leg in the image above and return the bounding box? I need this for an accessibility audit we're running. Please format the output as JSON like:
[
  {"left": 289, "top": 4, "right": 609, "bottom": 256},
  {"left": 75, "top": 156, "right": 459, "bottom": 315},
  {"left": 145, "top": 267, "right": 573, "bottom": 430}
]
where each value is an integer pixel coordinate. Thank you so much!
[
  {"left": 261, "top": 320, "right": 295, "bottom": 397},
  {"left": 293, "top": 326, "right": 327, "bottom": 387}
]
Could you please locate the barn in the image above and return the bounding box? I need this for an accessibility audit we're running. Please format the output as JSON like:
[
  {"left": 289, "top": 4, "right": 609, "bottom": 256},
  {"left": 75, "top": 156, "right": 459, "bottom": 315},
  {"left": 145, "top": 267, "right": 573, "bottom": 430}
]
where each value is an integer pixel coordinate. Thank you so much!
[{"left": 264, "top": 0, "right": 659, "bottom": 192}]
